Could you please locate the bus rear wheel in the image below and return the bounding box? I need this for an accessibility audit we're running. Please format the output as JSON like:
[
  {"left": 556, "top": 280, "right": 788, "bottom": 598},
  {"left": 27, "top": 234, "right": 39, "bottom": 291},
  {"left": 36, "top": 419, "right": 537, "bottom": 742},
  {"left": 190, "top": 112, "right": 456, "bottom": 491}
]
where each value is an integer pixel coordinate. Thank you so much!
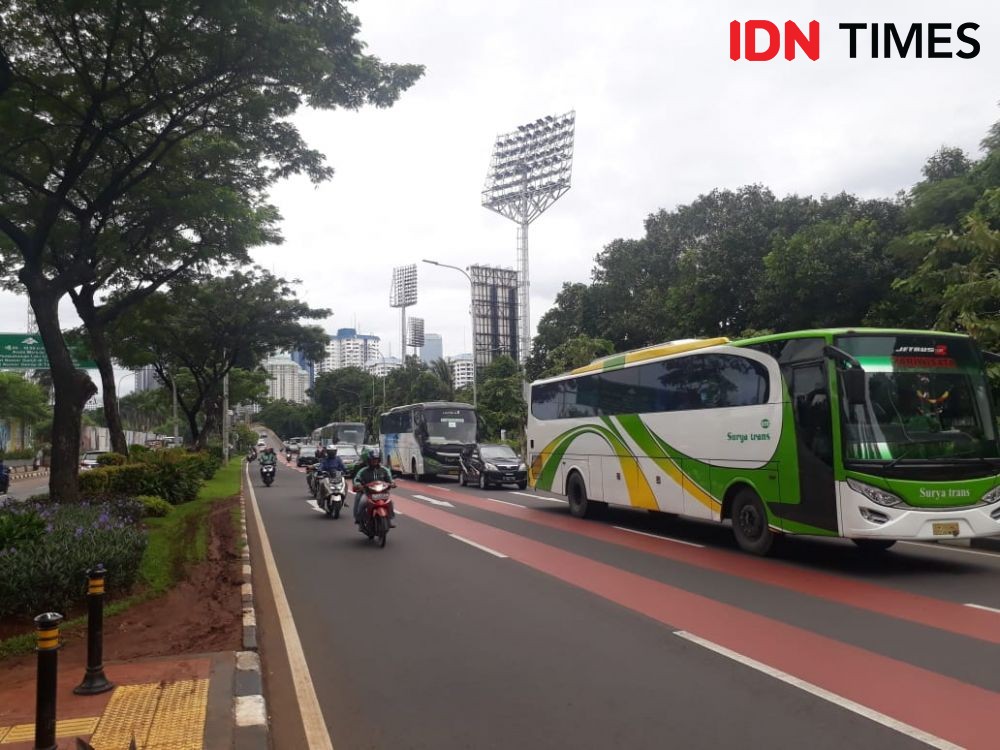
[
  {"left": 567, "top": 473, "right": 595, "bottom": 519},
  {"left": 852, "top": 539, "right": 896, "bottom": 553},
  {"left": 731, "top": 488, "right": 775, "bottom": 556}
]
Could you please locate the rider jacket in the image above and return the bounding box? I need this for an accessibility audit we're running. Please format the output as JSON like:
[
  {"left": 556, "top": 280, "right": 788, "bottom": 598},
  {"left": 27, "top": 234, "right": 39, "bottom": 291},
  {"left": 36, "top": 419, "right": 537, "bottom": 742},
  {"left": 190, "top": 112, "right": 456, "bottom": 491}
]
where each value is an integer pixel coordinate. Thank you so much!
[
  {"left": 259, "top": 451, "right": 277, "bottom": 466},
  {"left": 353, "top": 464, "right": 393, "bottom": 487},
  {"left": 320, "top": 455, "right": 347, "bottom": 474}
]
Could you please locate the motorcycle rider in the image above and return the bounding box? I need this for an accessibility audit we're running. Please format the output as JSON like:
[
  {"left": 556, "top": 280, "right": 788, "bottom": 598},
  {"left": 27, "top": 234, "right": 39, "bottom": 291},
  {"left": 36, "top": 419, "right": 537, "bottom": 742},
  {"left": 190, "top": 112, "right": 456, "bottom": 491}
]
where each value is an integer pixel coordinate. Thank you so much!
[
  {"left": 316, "top": 445, "right": 347, "bottom": 503},
  {"left": 258, "top": 446, "right": 277, "bottom": 480},
  {"left": 352, "top": 447, "right": 395, "bottom": 526}
]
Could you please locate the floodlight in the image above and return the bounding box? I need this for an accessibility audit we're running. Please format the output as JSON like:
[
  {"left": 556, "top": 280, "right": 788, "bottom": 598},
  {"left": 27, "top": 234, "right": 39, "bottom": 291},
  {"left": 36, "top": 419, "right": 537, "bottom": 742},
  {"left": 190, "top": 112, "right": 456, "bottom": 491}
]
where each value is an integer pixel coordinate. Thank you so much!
[
  {"left": 390, "top": 264, "right": 417, "bottom": 362},
  {"left": 482, "top": 110, "right": 575, "bottom": 365}
]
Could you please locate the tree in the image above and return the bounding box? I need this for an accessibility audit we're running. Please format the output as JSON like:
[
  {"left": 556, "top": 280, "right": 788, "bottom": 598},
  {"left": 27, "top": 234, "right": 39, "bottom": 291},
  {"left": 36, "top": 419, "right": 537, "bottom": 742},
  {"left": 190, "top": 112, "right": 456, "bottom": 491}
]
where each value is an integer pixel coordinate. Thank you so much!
[
  {"left": 311, "top": 367, "right": 376, "bottom": 424},
  {"left": 428, "top": 358, "right": 454, "bottom": 398},
  {"left": 257, "top": 400, "right": 314, "bottom": 440},
  {"left": 0, "top": 373, "right": 49, "bottom": 425},
  {"left": 539, "top": 336, "right": 614, "bottom": 378},
  {"left": 896, "top": 188, "right": 1000, "bottom": 384},
  {"left": 921, "top": 146, "right": 973, "bottom": 183},
  {"left": 476, "top": 356, "right": 526, "bottom": 441},
  {"left": 0, "top": 0, "right": 422, "bottom": 500},
  {"left": 110, "top": 270, "right": 328, "bottom": 447}
]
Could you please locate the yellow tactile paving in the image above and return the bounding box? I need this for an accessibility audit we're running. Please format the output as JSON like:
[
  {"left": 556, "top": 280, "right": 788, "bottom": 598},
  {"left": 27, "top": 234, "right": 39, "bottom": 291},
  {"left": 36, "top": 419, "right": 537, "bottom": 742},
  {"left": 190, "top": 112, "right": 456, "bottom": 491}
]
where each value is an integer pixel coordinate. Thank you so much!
[
  {"left": 85, "top": 679, "right": 209, "bottom": 750},
  {"left": 88, "top": 682, "right": 161, "bottom": 749},
  {"left": 144, "top": 679, "right": 208, "bottom": 749},
  {"left": 0, "top": 715, "right": 100, "bottom": 743}
]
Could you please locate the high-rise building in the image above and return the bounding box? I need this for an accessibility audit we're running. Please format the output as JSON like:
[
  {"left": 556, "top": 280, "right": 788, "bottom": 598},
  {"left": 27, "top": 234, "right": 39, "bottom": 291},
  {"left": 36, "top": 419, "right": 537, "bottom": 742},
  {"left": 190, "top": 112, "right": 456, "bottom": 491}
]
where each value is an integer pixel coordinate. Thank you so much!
[
  {"left": 421, "top": 333, "right": 443, "bottom": 364},
  {"left": 290, "top": 350, "right": 315, "bottom": 388},
  {"left": 316, "top": 328, "right": 381, "bottom": 375},
  {"left": 448, "top": 353, "right": 475, "bottom": 390},
  {"left": 470, "top": 265, "right": 518, "bottom": 370},
  {"left": 365, "top": 356, "right": 403, "bottom": 378},
  {"left": 263, "top": 353, "right": 310, "bottom": 404},
  {"left": 133, "top": 365, "right": 160, "bottom": 392}
]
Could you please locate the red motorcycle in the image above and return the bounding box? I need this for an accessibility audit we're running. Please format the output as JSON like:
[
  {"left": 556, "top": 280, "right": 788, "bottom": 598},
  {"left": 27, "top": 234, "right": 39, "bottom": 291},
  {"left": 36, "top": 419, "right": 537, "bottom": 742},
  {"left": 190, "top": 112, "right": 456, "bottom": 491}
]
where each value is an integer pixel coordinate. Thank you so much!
[{"left": 356, "top": 479, "right": 394, "bottom": 547}]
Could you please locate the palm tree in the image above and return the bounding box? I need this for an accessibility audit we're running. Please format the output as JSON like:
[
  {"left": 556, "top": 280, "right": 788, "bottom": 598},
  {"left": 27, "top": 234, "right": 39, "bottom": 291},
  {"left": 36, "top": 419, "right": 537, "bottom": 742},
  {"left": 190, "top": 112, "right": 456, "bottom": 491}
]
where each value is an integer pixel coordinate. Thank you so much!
[{"left": 429, "top": 358, "right": 454, "bottom": 398}]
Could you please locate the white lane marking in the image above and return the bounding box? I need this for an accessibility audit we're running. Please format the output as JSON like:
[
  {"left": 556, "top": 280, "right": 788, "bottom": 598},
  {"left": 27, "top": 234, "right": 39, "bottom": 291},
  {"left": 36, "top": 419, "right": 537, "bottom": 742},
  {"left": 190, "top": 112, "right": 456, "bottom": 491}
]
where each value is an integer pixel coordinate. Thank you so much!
[
  {"left": 512, "top": 491, "right": 568, "bottom": 504},
  {"left": 436, "top": 486, "right": 453, "bottom": 491},
  {"left": 449, "top": 534, "right": 508, "bottom": 558},
  {"left": 244, "top": 465, "right": 335, "bottom": 750},
  {"left": 306, "top": 499, "right": 325, "bottom": 513},
  {"left": 413, "top": 493, "right": 455, "bottom": 508},
  {"left": 964, "top": 602, "right": 1000, "bottom": 615},
  {"left": 899, "top": 541, "right": 1000, "bottom": 559},
  {"left": 612, "top": 525, "right": 705, "bottom": 548},
  {"left": 674, "top": 630, "right": 960, "bottom": 750},
  {"left": 485, "top": 497, "right": 527, "bottom": 509}
]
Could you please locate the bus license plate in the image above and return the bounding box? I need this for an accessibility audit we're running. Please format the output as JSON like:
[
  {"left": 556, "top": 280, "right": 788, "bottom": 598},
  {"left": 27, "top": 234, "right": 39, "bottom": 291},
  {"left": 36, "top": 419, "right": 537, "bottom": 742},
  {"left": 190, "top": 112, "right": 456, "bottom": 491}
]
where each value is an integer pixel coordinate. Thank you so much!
[{"left": 932, "top": 522, "right": 959, "bottom": 537}]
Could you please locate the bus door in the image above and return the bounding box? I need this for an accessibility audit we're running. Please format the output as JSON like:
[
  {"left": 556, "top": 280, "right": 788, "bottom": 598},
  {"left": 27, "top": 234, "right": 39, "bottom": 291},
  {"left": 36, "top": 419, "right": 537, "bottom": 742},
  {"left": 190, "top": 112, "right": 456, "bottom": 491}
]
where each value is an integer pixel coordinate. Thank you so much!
[{"left": 779, "top": 360, "right": 839, "bottom": 534}]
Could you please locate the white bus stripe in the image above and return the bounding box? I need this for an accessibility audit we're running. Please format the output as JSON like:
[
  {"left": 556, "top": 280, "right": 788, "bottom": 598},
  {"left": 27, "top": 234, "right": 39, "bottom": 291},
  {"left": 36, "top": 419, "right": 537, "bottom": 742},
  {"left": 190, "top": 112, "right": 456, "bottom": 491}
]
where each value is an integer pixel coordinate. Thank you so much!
[{"left": 674, "top": 631, "right": 960, "bottom": 750}]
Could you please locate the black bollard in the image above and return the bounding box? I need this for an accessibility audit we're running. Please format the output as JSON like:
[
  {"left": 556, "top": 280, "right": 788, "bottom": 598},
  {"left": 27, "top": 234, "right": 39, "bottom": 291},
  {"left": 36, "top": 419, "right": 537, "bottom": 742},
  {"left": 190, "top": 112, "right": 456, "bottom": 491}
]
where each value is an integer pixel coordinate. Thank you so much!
[
  {"left": 34, "top": 611, "right": 62, "bottom": 750},
  {"left": 73, "top": 564, "right": 114, "bottom": 695}
]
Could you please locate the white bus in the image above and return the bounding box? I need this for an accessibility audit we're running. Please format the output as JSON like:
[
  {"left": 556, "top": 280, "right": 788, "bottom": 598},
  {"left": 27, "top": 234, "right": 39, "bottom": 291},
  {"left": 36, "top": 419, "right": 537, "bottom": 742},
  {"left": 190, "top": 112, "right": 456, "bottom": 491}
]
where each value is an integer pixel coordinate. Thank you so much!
[
  {"left": 311, "top": 421, "right": 367, "bottom": 448},
  {"left": 379, "top": 402, "right": 478, "bottom": 479},
  {"left": 526, "top": 329, "right": 1000, "bottom": 555}
]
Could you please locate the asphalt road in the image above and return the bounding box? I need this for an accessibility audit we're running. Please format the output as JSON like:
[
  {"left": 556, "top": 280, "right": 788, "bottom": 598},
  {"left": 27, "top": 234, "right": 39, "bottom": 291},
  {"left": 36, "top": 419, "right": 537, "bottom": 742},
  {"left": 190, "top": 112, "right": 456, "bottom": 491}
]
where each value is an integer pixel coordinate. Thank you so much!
[{"left": 247, "top": 443, "right": 1000, "bottom": 750}]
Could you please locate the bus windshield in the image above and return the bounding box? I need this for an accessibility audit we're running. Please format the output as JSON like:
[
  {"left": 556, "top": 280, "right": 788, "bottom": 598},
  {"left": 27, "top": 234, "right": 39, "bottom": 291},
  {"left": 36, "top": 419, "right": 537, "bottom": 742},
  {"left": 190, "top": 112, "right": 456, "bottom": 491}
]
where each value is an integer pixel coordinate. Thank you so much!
[
  {"left": 334, "top": 425, "right": 365, "bottom": 445},
  {"left": 836, "top": 335, "right": 999, "bottom": 462},
  {"left": 423, "top": 407, "right": 477, "bottom": 445}
]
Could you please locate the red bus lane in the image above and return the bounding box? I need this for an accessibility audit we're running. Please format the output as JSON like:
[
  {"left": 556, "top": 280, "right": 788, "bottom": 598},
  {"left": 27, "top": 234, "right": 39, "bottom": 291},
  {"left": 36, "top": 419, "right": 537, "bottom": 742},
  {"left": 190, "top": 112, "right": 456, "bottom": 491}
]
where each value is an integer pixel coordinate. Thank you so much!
[
  {"left": 397, "top": 480, "right": 1000, "bottom": 646},
  {"left": 394, "top": 494, "right": 999, "bottom": 749}
]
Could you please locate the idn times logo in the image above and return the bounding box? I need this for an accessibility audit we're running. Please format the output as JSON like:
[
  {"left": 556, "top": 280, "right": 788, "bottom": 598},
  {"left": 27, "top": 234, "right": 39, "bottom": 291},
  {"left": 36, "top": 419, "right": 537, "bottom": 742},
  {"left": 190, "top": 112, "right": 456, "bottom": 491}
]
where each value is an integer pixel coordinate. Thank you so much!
[{"left": 729, "top": 20, "right": 981, "bottom": 61}]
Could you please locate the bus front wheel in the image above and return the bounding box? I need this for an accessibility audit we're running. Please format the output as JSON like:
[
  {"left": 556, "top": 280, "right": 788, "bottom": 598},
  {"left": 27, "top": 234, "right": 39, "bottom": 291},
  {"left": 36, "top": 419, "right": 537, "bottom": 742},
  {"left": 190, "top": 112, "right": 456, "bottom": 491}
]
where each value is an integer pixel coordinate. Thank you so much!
[
  {"left": 567, "top": 473, "right": 594, "bottom": 519},
  {"left": 731, "top": 488, "right": 775, "bottom": 556}
]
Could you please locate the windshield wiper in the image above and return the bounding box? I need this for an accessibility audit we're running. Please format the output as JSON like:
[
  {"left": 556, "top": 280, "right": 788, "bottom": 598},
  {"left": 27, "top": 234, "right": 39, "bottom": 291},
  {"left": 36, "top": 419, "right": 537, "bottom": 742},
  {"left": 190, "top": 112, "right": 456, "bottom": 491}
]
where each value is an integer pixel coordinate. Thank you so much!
[{"left": 884, "top": 449, "right": 912, "bottom": 470}]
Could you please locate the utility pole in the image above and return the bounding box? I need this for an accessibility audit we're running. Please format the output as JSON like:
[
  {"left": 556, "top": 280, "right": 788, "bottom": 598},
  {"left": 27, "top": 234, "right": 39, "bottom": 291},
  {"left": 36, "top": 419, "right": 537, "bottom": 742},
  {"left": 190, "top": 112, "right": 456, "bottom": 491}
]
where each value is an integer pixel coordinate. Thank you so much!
[
  {"left": 222, "top": 371, "right": 230, "bottom": 462},
  {"left": 172, "top": 373, "right": 179, "bottom": 445}
]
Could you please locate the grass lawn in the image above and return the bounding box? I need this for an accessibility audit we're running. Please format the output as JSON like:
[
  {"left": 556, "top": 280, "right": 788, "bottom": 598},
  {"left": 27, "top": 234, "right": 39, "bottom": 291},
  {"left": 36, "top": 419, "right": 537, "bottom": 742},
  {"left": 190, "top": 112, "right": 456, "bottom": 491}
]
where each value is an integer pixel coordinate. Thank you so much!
[{"left": 0, "top": 458, "right": 243, "bottom": 659}]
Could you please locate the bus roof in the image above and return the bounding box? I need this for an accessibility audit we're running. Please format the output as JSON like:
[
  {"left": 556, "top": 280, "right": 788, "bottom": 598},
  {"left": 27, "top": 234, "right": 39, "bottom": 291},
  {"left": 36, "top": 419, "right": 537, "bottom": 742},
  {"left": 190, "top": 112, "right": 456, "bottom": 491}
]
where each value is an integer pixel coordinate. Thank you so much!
[
  {"left": 569, "top": 337, "right": 729, "bottom": 375},
  {"left": 730, "top": 327, "right": 972, "bottom": 347},
  {"left": 535, "top": 328, "right": 974, "bottom": 385},
  {"left": 380, "top": 401, "right": 475, "bottom": 416}
]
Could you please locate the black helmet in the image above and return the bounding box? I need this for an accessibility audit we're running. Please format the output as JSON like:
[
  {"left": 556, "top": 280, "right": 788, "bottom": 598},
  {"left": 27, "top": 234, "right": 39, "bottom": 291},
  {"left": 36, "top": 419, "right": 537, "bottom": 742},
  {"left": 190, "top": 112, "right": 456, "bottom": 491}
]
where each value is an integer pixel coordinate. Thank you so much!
[{"left": 368, "top": 447, "right": 381, "bottom": 463}]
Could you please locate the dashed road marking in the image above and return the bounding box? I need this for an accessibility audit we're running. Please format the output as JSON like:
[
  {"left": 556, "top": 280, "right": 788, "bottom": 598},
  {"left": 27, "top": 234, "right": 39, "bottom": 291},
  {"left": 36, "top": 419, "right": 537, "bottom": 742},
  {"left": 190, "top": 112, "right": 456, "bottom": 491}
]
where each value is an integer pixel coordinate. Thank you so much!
[
  {"left": 612, "top": 526, "right": 705, "bottom": 548},
  {"left": 485, "top": 497, "right": 527, "bottom": 509},
  {"left": 413, "top": 493, "right": 454, "bottom": 508},
  {"left": 448, "top": 534, "right": 508, "bottom": 558},
  {"left": 674, "top": 630, "right": 960, "bottom": 750},
  {"left": 964, "top": 603, "right": 1000, "bottom": 615},
  {"left": 512, "top": 491, "right": 567, "bottom": 504}
]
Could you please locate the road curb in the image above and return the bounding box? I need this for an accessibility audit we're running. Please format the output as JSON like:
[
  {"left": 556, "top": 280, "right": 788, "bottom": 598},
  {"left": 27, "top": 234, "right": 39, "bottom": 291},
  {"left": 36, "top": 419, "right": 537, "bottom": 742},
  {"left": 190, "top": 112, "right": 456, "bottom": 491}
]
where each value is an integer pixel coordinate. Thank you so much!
[
  {"left": 10, "top": 469, "right": 49, "bottom": 482},
  {"left": 234, "top": 488, "right": 269, "bottom": 750}
]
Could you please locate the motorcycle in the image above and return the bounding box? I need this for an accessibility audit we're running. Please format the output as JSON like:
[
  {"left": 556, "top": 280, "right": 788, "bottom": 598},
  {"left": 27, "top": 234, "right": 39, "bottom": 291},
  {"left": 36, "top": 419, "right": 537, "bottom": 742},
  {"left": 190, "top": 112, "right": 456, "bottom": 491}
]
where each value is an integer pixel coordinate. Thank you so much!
[
  {"left": 305, "top": 465, "right": 319, "bottom": 498},
  {"left": 356, "top": 479, "right": 394, "bottom": 547},
  {"left": 317, "top": 471, "right": 347, "bottom": 518},
  {"left": 260, "top": 463, "right": 276, "bottom": 487}
]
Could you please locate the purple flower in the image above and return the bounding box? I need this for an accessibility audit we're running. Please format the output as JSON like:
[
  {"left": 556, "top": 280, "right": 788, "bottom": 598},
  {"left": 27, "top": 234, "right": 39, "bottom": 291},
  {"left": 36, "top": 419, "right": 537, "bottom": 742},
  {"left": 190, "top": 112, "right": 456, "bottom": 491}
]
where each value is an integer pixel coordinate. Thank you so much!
[
  {"left": 98, "top": 512, "right": 109, "bottom": 524},
  {"left": 74, "top": 527, "right": 83, "bottom": 539}
]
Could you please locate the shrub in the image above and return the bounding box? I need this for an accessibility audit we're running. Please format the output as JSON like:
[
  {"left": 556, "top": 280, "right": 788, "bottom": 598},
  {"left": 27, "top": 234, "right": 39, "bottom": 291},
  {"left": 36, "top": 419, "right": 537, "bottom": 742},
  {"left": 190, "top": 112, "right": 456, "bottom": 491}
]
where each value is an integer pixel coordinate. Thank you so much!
[
  {"left": 0, "top": 447, "right": 36, "bottom": 460},
  {"left": 137, "top": 495, "right": 172, "bottom": 518},
  {"left": 79, "top": 458, "right": 201, "bottom": 505},
  {"left": 97, "top": 452, "right": 128, "bottom": 466},
  {"left": 128, "top": 444, "right": 151, "bottom": 457},
  {"left": 0, "top": 501, "right": 147, "bottom": 617},
  {"left": 0, "top": 512, "right": 45, "bottom": 548},
  {"left": 26, "top": 493, "right": 50, "bottom": 504}
]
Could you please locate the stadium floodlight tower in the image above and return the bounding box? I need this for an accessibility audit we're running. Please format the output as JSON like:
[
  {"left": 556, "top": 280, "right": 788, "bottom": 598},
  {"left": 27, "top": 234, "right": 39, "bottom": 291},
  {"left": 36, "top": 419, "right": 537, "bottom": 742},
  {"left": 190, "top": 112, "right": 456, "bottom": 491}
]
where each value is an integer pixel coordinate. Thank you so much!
[
  {"left": 482, "top": 110, "right": 575, "bottom": 365},
  {"left": 390, "top": 264, "right": 418, "bottom": 362},
  {"left": 408, "top": 316, "right": 425, "bottom": 357}
]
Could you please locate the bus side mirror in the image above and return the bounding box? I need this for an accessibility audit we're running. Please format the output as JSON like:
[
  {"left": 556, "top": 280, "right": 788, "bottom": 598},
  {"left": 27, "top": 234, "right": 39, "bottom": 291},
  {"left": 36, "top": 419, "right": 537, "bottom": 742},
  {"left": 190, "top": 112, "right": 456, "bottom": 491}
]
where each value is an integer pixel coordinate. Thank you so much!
[{"left": 842, "top": 368, "right": 867, "bottom": 405}]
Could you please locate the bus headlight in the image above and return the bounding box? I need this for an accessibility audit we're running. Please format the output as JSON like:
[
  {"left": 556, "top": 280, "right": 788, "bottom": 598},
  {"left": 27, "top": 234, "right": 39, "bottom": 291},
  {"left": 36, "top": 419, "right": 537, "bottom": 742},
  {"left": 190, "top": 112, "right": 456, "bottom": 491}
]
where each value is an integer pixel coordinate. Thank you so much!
[
  {"left": 847, "top": 478, "right": 904, "bottom": 508},
  {"left": 982, "top": 486, "right": 1000, "bottom": 505}
]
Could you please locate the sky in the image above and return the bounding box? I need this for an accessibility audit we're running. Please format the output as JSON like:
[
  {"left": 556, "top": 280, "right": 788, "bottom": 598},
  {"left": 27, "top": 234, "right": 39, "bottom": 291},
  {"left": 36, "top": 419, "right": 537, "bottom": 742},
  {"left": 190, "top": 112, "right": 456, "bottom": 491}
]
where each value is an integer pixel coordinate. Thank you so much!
[{"left": 1, "top": 0, "right": 999, "bottom": 395}]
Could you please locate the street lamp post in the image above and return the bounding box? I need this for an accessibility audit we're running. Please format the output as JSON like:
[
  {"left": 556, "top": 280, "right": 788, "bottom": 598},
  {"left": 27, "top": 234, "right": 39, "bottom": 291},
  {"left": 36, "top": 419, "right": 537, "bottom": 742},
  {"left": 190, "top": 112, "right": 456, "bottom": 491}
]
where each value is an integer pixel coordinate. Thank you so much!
[
  {"left": 422, "top": 260, "right": 476, "bottom": 408},
  {"left": 116, "top": 373, "right": 136, "bottom": 446}
]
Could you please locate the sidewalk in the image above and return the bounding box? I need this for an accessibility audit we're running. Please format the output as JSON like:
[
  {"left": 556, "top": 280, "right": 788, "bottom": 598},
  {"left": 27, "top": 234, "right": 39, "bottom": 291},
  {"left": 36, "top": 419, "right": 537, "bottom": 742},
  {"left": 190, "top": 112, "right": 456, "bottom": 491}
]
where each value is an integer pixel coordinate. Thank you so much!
[{"left": 0, "top": 652, "right": 244, "bottom": 749}]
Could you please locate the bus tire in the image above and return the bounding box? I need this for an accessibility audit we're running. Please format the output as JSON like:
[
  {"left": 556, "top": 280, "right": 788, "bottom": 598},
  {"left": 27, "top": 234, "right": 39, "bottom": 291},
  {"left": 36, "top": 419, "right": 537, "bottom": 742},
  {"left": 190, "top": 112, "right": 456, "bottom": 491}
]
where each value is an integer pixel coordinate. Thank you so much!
[
  {"left": 566, "top": 473, "right": 594, "bottom": 519},
  {"left": 852, "top": 539, "right": 896, "bottom": 553},
  {"left": 731, "top": 488, "right": 775, "bottom": 556}
]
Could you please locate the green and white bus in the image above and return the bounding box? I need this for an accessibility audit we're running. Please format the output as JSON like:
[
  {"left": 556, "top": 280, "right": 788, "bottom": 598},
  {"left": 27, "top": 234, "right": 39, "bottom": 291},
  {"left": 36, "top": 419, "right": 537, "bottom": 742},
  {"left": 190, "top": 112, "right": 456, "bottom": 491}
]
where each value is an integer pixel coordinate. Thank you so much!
[{"left": 526, "top": 329, "right": 1000, "bottom": 555}]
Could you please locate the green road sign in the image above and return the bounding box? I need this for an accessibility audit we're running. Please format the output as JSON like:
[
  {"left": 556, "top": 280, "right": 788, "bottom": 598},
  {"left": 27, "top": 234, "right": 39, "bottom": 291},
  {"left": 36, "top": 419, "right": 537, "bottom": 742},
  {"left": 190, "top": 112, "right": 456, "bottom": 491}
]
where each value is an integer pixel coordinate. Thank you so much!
[{"left": 0, "top": 333, "right": 97, "bottom": 369}]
